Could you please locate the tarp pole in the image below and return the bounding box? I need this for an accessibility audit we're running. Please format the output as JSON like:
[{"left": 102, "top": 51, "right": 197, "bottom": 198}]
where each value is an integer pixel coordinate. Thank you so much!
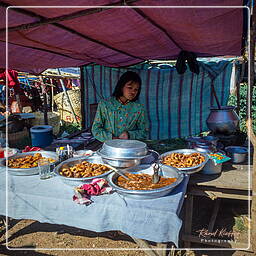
[
  {"left": 39, "top": 76, "right": 48, "bottom": 125},
  {"left": 247, "top": 3, "right": 256, "bottom": 252},
  {"left": 50, "top": 78, "right": 54, "bottom": 112}
]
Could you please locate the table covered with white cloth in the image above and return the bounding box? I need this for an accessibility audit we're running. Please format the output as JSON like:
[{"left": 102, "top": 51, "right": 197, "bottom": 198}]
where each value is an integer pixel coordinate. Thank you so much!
[{"left": 0, "top": 167, "right": 189, "bottom": 247}]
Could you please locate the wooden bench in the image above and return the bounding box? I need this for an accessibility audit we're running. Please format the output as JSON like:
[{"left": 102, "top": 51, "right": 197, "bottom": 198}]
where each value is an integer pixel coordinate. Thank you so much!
[{"left": 182, "top": 161, "right": 252, "bottom": 249}]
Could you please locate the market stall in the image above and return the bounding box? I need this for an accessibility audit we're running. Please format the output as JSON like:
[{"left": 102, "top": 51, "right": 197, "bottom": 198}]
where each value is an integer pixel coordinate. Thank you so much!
[{"left": 0, "top": 0, "right": 254, "bottom": 253}]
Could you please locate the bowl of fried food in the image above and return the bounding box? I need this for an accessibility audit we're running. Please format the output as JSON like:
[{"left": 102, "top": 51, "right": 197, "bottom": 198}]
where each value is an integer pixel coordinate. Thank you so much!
[
  {"left": 54, "top": 155, "right": 113, "bottom": 186},
  {"left": 3, "top": 151, "right": 58, "bottom": 176},
  {"left": 108, "top": 164, "right": 184, "bottom": 199},
  {"left": 160, "top": 149, "right": 209, "bottom": 174}
]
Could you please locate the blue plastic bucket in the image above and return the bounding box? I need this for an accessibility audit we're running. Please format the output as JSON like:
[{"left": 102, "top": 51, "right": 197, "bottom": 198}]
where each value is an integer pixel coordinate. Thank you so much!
[{"left": 30, "top": 125, "right": 53, "bottom": 148}]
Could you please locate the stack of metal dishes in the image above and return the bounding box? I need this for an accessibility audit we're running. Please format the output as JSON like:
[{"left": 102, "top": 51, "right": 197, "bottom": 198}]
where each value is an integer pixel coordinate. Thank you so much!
[
  {"left": 107, "top": 164, "right": 184, "bottom": 199},
  {"left": 97, "top": 139, "right": 154, "bottom": 168},
  {"left": 2, "top": 151, "right": 58, "bottom": 176}
]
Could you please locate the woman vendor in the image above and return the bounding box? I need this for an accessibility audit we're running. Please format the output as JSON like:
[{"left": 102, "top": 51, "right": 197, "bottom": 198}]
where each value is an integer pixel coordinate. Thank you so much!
[{"left": 92, "top": 71, "right": 149, "bottom": 142}]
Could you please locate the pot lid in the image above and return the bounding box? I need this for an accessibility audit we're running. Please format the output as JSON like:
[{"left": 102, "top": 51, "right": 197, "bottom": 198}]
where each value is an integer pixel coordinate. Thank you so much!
[{"left": 99, "top": 139, "right": 148, "bottom": 159}]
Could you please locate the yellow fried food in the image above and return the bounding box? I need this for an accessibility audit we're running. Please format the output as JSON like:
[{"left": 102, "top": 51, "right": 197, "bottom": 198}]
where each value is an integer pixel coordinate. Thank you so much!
[
  {"left": 59, "top": 161, "right": 110, "bottom": 178},
  {"left": 8, "top": 153, "right": 56, "bottom": 168},
  {"left": 162, "top": 152, "right": 205, "bottom": 168}
]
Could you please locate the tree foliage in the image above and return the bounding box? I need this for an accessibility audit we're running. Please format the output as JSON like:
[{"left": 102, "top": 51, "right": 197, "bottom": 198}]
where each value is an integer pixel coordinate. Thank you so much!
[{"left": 227, "top": 83, "right": 256, "bottom": 133}]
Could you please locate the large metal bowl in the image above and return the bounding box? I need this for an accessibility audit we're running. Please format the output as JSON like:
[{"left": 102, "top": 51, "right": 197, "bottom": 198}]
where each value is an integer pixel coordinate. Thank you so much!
[
  {"left": 225, "top": 146, "right": 248, "bottom": 164},
  {"left": 97, "top": 140, "right": 158, "bottom": 168},
  {"left": 1, "top": 151, "right": 58, "bottom": 176},
  {"left": 98, "top": 156, "right": 141, "bottom": 168},
  {"left": 99, "top": 139, "right": 148, "bottom": 159},
  {"left": 107, "top": 164, "right": 184, "bottom": 199},
  {"left": 97, "top": 149, "right": 157, "bottom": 168},
  {"left": 160, "top": 149, "right": 209, "bottom": 174},
  {"left": 54, "top": 155, "right": 113, "bottom": 187}
]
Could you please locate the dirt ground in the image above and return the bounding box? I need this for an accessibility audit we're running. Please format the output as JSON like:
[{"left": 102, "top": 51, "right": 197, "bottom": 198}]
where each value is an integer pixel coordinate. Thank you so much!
[{"left": 0, "top": 197, "right": 254, "bottom": 256}]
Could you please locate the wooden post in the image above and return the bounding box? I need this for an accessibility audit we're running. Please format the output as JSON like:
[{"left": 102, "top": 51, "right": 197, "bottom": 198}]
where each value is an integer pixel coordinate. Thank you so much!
[
  {"left": 15, "top": 94, "right": 22, "bottom": 113},
  {"left": 80, "top": 66, "right": 86, "bottom": 129},
  {"left": 247, "top": 3, "right": 256, "bottom": 252}
]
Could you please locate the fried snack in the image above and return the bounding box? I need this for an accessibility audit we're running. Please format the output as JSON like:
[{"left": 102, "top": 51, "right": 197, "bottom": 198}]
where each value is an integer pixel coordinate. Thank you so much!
[
  {"left": 8, "top": 153, "right": 56, "bottom": 168},
  {"left": 117, "top": 173, "right": 177, "bottom": 190},
  {"left": 162, "top": 152, "right": 205, "bottom": 169},
  {"left": 59, "top": 161, "right": 110, "bottom": 178}
]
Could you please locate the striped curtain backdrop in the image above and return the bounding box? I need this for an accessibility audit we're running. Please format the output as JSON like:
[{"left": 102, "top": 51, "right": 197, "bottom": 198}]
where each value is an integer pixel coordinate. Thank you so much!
[{"left": 81, "top": 60, "right": 233, "bottom": 140}]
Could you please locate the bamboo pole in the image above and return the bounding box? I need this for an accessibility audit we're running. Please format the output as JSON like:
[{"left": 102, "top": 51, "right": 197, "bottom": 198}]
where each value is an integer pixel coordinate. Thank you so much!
[
  {"left": 237, "top": 61, "right": 246, "bottom": 115},
  {"left": 39, "top": 76, "right": 48, "bottom": 125},
  {"left": 50, "top": 78, "right": 54, "bottom": 112},
  {"left": 0, "top": 0, "right": 140, "bottom": 33},
  {"left": 57, "top": 69, "right": 79, "bottom": 124}
]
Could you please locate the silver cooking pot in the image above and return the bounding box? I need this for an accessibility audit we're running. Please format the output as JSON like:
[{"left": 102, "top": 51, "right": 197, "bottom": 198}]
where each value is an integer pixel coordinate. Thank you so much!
[
  {"left": 189, "top": 146, "right": 223, "bottom": 175},
  {"left": 191, "top": 141, "right": 217, "bottom": 153},
  {"left": 206, "top": 106, "right": 240, "bottom": 135},
  {"left": 202, "top": 136, "right": 219, "bottom": 147},
  {"left": 97, "top": 139, "right": 158, "bottom": 168}
]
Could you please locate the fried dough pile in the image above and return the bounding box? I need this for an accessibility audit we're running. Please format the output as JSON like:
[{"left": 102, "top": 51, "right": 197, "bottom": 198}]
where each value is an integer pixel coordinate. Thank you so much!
[
  {"left": 8, "top": 153, "right": 55, "bottom": 169},
  {"left": 162, "top": 152, "right": 205, "bottom": 168},
  {"left": 59, "top": 161, "right": 110, "bottom": 178}
]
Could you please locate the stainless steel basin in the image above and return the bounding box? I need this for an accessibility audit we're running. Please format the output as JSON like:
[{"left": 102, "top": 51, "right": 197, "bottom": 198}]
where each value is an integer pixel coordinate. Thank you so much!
[{"left": 107, "top": 164, "right": 184, "bottom": 199}]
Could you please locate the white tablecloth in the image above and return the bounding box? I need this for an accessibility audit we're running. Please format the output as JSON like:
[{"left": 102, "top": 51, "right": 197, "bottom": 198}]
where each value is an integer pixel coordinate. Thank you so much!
[{"left": 0, "top": 167, "right": 189, "bottom": 246}]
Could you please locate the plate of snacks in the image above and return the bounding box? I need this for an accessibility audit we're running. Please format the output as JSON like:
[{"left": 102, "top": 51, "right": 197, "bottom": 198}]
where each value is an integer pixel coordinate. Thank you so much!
[
  {"left": 2, "top": 151, "right": 58, "bottom": 176},
  {"left": 160, "top": 149, "right": 209, "bottom": 174},
  {"left": 54, "top": 155, "right": 113, "bottom": 186}
]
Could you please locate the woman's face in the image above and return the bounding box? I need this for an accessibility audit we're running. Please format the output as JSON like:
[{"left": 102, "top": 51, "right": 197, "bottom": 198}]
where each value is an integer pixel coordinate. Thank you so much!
[{"left": 122, "top": 81, "right": 140, "bottom": 101}]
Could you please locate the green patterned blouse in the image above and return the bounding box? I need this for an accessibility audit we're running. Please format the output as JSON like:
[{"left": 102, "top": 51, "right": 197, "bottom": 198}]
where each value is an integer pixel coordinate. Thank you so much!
[{"left": 92, "top": 97, "right": 149, "bottom": 142}]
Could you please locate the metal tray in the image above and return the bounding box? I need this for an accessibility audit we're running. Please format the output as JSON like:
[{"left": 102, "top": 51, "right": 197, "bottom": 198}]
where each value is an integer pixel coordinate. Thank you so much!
[
  {"left": 160, "top": 149, "right": 209, "bottom": 175},
  {"left": 2, "top": 151, "right": 58, "bottom": 176},
  {"left": 54, "top": 155, "right": 113, "bottom": 187},
  {"left": 107, "top": 164, "right": 184, "bottom": 199}
]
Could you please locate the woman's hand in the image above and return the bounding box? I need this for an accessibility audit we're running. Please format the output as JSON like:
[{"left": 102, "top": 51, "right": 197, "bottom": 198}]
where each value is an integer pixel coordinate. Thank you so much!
[{"left": 118, "top": 131, "right": 129, "bottom": 140}]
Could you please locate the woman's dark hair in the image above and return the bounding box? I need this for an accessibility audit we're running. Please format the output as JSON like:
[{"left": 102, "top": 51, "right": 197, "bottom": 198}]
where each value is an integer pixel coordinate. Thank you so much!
[{"left": 112, "top": 71, "right": 142, "bottom": 102}]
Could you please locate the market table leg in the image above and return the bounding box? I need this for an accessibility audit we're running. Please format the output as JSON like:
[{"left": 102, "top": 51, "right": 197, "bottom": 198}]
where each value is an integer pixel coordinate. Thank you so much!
[
  {"left": 207, "top": 198, "right": 221, "bottom": 232},
  {"left": 0, "top": 216, "right": 20, "bottom": 236},
  {"left": 183, "top": 194, "right": 194, "bottom": 248},
  {"left": 132, "top": 238, "right": 168, "bottom": 256},
  {"left": 156, "top": 242, "right": 168, "bottom": 256}
]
